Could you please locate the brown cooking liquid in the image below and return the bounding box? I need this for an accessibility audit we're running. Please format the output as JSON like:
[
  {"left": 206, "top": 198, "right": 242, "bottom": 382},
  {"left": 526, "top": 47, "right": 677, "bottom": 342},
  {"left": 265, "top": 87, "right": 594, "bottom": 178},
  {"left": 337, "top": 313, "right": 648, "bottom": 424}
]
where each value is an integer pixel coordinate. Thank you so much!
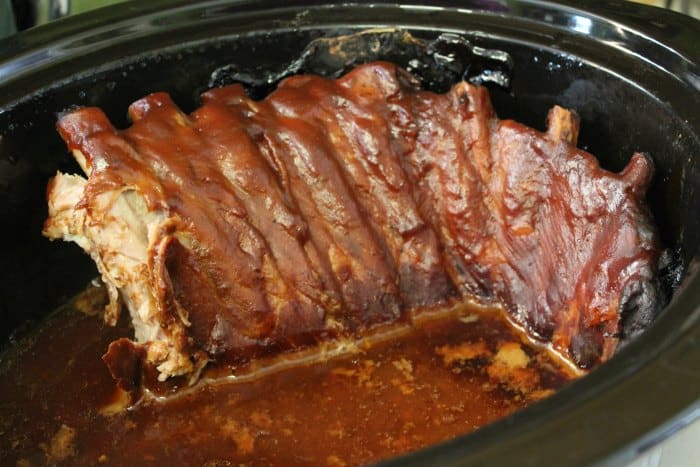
[{"left": 0, "top": 284, "right": 574, "bottom": 466}]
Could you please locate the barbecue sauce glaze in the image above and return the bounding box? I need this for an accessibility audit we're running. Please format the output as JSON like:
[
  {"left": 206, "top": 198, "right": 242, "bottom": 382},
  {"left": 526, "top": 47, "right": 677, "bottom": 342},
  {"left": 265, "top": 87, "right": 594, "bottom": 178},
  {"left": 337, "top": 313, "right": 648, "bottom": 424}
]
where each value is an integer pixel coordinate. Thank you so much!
[{"left": 47, "top": 62, "right": 661, "bottom": 384}]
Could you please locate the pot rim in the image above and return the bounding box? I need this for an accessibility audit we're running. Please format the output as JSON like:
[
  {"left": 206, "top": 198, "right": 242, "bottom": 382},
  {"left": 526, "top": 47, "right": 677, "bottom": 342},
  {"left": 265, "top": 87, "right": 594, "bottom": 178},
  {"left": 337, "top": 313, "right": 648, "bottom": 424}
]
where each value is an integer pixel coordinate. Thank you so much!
[{"left": 0, "top": 2, "right": 698, "bottom": 466}]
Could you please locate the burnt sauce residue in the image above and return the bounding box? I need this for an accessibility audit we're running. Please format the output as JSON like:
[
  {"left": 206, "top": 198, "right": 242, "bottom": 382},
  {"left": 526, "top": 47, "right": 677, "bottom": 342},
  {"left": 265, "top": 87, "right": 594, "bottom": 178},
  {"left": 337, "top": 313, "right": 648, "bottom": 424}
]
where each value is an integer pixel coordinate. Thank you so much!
[
  {"left": 208, "top": 30, "right": 513, "bottom": 99},
  {"left": 0, "top": 285, "right": 574, "bottom": 466}
]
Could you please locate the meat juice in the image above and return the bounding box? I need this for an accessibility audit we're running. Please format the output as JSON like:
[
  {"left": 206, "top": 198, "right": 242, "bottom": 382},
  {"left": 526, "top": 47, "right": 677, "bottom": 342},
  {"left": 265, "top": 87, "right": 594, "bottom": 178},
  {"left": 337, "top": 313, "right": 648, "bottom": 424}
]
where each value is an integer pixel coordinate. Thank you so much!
[{"left": 0, "top": 284, "right": 574, "bottom": 466}]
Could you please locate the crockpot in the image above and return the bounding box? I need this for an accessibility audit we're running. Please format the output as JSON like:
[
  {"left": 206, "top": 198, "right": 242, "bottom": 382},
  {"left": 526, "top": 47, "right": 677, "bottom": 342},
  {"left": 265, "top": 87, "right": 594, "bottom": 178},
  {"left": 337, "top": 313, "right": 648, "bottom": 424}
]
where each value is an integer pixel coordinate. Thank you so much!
[{"left": 0, "top": 1, "right": 698, "bottom": 465}]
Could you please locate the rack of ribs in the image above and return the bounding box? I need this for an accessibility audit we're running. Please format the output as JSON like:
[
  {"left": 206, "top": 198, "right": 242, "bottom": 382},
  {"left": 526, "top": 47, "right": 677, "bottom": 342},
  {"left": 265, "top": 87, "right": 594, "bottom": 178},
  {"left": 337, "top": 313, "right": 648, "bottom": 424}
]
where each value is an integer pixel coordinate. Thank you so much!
[{"left": 43, "top": 61, "right": 662, "bottom": 383}]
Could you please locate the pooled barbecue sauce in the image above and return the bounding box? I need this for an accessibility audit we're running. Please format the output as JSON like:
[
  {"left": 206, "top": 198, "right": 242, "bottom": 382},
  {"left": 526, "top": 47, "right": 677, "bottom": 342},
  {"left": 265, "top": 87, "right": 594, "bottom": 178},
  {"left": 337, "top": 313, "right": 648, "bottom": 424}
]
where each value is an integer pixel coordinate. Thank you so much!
[{"left": 0, "top": 284, "right": 574, "bottom": 466}]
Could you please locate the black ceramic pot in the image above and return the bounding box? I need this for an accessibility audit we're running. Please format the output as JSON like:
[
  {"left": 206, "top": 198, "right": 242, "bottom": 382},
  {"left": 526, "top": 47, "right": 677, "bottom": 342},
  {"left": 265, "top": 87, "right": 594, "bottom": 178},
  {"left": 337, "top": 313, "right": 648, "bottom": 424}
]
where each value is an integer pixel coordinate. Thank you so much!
[{"left": 0, "top": 1, "right": 698, "bottom": 465}]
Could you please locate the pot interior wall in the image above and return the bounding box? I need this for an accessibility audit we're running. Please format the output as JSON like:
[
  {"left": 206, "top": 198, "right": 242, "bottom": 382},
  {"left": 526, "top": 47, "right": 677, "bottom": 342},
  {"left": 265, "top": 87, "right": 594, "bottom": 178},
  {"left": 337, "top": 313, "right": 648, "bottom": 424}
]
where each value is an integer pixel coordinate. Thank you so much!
[{"left": 1, "top": 18, "right": 697, "bottom": 343}]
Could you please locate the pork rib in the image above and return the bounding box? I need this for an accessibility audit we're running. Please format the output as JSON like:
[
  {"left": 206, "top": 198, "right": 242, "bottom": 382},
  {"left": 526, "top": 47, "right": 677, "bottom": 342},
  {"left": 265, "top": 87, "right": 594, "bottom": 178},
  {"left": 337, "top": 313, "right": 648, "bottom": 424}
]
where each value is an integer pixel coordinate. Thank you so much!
[{"left": 44, "top": 62, "right": 662, "bottom": 380}]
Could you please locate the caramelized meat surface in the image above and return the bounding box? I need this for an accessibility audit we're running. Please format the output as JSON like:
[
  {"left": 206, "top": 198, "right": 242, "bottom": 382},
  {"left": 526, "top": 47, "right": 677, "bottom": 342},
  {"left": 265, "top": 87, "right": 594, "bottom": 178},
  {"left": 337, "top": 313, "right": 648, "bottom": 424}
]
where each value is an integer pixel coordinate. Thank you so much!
[{"left": 43, "top": 62, "right": 662, "bottom": 380}]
